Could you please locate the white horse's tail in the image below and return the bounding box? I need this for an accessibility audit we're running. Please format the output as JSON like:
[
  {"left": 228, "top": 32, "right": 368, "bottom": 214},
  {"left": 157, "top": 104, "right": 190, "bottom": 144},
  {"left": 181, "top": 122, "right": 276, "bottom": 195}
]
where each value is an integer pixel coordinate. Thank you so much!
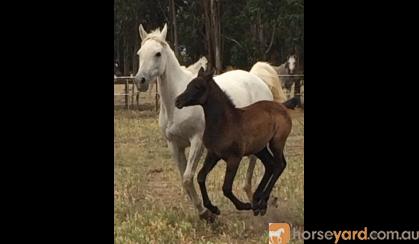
[
  {"left": 186, "top": 56, "right": 208, "bottom": 74},
  {"left": 250, "top": 62, "right": 286, "bottom": 103}
]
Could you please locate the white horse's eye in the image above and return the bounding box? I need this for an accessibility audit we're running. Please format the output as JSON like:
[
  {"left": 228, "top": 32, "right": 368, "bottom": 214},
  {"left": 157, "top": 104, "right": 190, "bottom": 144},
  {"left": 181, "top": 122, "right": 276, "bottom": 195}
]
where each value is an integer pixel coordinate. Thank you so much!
[{"left": 155, "top": 52, "right": 161, "bottom": 57}]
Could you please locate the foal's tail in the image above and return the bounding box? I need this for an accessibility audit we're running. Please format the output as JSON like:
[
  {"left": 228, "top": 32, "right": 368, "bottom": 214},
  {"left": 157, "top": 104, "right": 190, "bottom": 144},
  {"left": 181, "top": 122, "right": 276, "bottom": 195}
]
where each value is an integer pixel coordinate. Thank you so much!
[
  {"left": 250, "top": 62, "right": 287, "bottom": 103},
  {"left": 282, "top": 96, "right": 300, "bottom": 110}
]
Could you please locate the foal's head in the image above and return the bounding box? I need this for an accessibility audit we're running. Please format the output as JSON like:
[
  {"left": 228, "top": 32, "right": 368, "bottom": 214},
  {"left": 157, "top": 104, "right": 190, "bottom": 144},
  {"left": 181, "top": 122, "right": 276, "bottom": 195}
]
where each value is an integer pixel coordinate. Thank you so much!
[{"left": 175, "top": 68, "right": 214, "bottom": 109}]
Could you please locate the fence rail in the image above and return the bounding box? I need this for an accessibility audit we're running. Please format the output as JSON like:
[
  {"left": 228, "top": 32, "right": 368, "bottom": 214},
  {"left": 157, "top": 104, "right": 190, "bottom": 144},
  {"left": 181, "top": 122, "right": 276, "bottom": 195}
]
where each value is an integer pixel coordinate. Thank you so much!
[
  {"left": 114, "top": 76, "right": 159, "bottom": 110},
  {"left": 277, "top": 74, "right": 304, "bottom": 77},
  {"left": 114, "top": 76, "right": 135, "bottom": 85}
]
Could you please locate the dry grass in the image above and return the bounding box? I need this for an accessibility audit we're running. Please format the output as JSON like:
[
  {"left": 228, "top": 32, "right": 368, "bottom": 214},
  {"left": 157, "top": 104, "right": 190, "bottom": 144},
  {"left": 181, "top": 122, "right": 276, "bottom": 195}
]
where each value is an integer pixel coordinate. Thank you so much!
[{"left": 114, "top": 87, "right": 304, "bottom": 243}]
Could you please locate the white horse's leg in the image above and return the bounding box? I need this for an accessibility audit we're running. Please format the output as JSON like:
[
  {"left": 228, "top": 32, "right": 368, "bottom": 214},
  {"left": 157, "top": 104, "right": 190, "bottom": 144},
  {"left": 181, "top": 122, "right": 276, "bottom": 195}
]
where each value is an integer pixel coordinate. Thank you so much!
[
  {"left": 243, "top": 155, "right": 257, "bottom": 202},
  {"left": 183, "top": 135, "right": 206, "bottom": 214},
  {"left": 167, "top": 141, "right": 187, "bottom": 178}
]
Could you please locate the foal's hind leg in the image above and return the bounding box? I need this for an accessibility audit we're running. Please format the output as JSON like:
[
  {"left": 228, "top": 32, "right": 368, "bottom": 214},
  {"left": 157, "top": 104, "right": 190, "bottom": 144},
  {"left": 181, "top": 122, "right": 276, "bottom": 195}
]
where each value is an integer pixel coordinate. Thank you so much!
[
  {"left": 243, "top": 155, "right": 257, "bottom": 202},
  {"left": 252, "top": 147, "right": 274, "bottom": 215},
  {"left": 222, "top": 156, "right": 252, "bottom": 211},
  {"left": 258, "top": 142, "right": 287, "bottom": 215}
]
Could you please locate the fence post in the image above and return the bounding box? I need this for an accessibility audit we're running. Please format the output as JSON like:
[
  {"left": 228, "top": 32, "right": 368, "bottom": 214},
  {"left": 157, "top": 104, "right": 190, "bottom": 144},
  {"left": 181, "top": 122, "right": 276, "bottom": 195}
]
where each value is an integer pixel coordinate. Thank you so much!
[
  {"left": 130, "top": 74, "right": 135, "bottom": 108},
  {"left": 125, "top": 79, "right": 128, "bottom": 109},
  {"left": 294, "top": 78, "right": 301, "bottom": 106},
  {"left": 136, "top": 92, "right": 140, "bottom": 109},
  {"left": 155, "top": 81, "right": 159, "bottom": 112}
]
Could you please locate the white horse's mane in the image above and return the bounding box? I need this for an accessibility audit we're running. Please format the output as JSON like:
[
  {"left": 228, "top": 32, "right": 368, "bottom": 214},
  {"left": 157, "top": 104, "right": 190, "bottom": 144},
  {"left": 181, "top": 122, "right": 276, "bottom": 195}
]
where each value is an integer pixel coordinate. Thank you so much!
[{"left": 141, "top": 28, "right": 168, "bottom": 46}]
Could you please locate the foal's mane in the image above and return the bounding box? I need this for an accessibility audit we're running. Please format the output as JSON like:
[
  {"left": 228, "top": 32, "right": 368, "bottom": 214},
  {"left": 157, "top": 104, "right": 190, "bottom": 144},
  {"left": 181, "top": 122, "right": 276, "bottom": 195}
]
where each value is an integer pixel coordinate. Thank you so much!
[{"left": 208, "top": 77, "right": 236, "bottom": 109}]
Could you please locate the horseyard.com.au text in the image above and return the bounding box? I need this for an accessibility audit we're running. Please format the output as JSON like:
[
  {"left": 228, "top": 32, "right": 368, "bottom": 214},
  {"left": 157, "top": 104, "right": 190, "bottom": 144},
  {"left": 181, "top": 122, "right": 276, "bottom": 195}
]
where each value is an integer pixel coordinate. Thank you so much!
[
  {"left": 291, "top": 227, "right": 419, "bottom": 243},
  {"left": 269, "top": 223, "right": 419, "bottom": 243}
]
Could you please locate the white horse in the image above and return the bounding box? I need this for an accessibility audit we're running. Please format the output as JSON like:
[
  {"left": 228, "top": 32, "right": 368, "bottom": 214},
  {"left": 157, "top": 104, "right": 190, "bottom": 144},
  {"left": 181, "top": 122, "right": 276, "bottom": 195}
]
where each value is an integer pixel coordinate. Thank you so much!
[
  {"left": 134, "top": 23, "right": 277, "bottom": 219},
  {"left": 274, "top": 55, "right": 298, "bottom": 98},
  {"left": 269, "top": 227, "right": 285, "bottom": 244}
]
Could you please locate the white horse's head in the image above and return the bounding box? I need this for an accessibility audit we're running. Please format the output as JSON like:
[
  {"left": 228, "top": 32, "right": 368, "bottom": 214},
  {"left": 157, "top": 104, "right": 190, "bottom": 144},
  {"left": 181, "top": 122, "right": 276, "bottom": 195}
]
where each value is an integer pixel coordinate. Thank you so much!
[
  {"left": 135, "top": 23, "right": 169, "bottom": 92},
  {"left": 286, "top": 55, "right": 297, "bottom": 74}
]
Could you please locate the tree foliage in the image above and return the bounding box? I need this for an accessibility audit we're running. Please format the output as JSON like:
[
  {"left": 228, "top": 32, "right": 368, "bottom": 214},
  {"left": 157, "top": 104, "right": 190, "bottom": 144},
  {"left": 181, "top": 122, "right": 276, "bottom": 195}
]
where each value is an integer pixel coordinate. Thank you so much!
[{"left": 114, "top": 0, "right": 304, "bottom": 74}]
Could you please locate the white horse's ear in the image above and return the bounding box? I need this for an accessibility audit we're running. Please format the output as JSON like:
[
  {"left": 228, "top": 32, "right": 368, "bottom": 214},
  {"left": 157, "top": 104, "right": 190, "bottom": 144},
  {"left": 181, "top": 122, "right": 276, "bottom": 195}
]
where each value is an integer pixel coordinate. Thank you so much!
[
  {"left": 139, "top": 24, "right": 147, "bottom": 40},
  {"left": 160, "top": 23, "right": 168, "bottom": 40}
]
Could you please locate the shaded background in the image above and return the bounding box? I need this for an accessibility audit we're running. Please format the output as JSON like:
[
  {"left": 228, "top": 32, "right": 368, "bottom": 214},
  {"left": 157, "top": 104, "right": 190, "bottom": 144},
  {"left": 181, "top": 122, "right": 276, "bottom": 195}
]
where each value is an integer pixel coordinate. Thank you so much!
[{"left": 114, "top": 0, "right": 304, "bottom": 75}]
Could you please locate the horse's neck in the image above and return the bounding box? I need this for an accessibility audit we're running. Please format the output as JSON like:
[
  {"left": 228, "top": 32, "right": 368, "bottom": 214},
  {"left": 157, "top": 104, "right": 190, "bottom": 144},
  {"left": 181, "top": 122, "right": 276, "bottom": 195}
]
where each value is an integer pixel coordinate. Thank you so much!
[
  {"left": 158, "top": 48, "right": 191, "bottom": 122},
  {"left": 202, "top": 82, "right": 237, "bottom": 133}
]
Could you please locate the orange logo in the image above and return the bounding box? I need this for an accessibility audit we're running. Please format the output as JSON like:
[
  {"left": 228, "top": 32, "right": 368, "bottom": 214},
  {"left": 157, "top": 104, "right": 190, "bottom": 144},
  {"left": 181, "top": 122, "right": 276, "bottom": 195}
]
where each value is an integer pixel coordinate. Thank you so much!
[{"left": 269, "top": 223, "right": 290, "bottom": 244}]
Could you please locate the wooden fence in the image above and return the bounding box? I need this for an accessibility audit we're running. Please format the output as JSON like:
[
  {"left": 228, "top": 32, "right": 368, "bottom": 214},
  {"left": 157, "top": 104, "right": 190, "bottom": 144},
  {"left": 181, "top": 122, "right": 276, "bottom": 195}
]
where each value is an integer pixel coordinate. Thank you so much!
[{"left": 114, "top": 76, "right": 159, "bottom": 110}]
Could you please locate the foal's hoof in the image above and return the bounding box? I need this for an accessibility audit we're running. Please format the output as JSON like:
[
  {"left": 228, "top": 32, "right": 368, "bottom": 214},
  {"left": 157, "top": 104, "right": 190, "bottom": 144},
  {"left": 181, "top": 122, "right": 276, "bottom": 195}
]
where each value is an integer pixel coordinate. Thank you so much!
[
  {"left": 251, "top": 199, "right": 267, "bottom": 216},
  {"left": 259, "top": 207, "right": 267, "bottom": 216},
  {"left": 238, "top": 202, "right": 252, "bottom": 210},
  {"left": 252, "top": 200, "right": 261, "bottom": 211},
  {"left": 199, "top": 209, "right": 217, "bottom": 223},
  {"left": 208, "top": 205, "right": 221, "bottom": 215},
  {"left": 252, "top": 196, "right": 262, "bottom": 208},
  {"left": 253, "top": 207, "right": 267, "bottom": 216}
]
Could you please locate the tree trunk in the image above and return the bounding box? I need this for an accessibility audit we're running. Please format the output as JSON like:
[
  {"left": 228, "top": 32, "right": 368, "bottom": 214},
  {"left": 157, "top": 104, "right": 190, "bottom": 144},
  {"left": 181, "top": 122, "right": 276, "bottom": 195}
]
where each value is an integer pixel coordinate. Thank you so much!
[
  {"left": 264, "top": 24, "right": 276, "bottom": 61},
  {"left": 202, "top": 0, "right": 213, "bottom": 71},
  {"left": 217, "top": 0, "right": 222, "bottom": 72},
  {"left": 169, "top": 0, "right": 179, "bottom": 57},
  {"left": 257, "top": 11, "right": 265, "bottom": 60},
  {"left": 123, "top": 40, "right": 129, "bottom": 76},
  {"left": 132, "top": 43, "right": 137, "bottom": 75},
  {"left": 211, "top": 0, "right": 221, "bottom": 74},
  {"left": 115, "top": 36, "right": 120, "bottom": 65},
  {"left": 201, "top": 0, "right": 222, "bottom": 73}
]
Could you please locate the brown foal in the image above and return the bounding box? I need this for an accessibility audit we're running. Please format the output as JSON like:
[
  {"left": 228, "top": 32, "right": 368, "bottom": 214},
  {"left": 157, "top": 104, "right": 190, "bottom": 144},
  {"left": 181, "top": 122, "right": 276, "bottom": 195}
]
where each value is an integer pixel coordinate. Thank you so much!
[{"left": 175, "top": 68, "right": 292, "bottom": 220}]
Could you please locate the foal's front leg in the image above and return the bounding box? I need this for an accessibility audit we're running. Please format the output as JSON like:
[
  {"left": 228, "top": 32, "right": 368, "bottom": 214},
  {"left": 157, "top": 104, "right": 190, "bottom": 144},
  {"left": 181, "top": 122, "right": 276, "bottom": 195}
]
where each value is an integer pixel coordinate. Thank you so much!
[
  {"left": 197, "top": 151, "right": 221, "bottom": 215},
  {"left": 223, "top": 157, "right": 252, "bottom": 210},
  {"left": 243, "top": 156, "right": 257, "bottom": 202}
]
